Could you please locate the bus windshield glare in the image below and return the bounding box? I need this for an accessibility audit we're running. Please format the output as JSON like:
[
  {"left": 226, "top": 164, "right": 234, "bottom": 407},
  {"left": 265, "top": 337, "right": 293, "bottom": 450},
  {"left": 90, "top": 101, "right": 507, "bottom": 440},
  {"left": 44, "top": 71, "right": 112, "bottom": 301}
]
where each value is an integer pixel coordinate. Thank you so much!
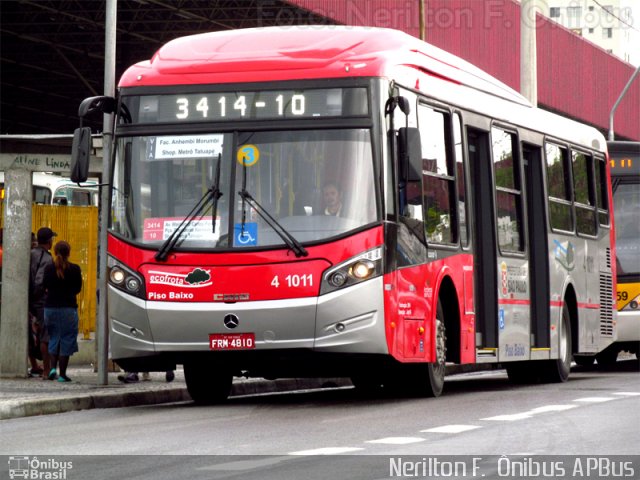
[{"left": 110, "top": 128, "right": 377, "bottom": 249}]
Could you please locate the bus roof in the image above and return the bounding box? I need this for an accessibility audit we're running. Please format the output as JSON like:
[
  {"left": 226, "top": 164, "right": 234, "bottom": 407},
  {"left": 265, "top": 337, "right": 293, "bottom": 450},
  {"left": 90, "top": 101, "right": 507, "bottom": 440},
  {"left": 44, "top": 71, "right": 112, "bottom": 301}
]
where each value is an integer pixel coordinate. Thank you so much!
[
  {"left": 119, "top": 26, "right": 605, "bottom": 153},
  {"left": 120, "top": 26, "right": 528, "bottom": 106}
]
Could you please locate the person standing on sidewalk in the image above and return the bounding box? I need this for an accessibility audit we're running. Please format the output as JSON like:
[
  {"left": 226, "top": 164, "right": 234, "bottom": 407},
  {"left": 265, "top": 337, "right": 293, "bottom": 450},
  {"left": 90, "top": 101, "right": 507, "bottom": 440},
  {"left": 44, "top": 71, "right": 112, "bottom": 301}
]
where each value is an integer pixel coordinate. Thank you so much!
[
  {"left": 43, "top": 240, "right": 82, "bottom": 382},
  {"left": 29, "top": 227, "right": 56, "bottom": 378}
]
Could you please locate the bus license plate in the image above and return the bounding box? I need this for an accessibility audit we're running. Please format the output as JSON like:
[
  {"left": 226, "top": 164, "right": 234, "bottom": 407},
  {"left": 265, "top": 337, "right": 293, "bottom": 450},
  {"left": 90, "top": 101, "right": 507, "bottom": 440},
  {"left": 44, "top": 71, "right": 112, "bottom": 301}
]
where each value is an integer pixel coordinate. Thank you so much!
[{"left": 209, "top": 333, "right": 255, "bottom": 350}]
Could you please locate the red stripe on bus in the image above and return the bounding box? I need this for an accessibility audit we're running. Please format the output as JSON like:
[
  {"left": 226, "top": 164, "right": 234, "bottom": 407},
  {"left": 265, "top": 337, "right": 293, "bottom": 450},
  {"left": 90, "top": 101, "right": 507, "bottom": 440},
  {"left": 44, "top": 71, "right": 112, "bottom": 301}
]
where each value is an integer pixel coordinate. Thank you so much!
[
  {"left": 550, "top": 301, "right": 600, "bottom": 309},
  {"left": 578, "top": 303, "right": 601, "bottom": 310},
  {"left": 498, "top": 299, "right": 531, "bottom": 305}
]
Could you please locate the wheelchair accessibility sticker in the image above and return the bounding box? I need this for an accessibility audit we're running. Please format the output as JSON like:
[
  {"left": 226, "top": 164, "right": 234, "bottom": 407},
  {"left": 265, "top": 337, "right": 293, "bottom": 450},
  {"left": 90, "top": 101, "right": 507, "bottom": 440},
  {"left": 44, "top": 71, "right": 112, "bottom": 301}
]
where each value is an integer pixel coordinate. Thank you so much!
[
  {"left": 237, "top": 144, "right": 260, "bottom": 167},
  {"left": 234, "top": 222, "right": 258, "bottom": 246}
]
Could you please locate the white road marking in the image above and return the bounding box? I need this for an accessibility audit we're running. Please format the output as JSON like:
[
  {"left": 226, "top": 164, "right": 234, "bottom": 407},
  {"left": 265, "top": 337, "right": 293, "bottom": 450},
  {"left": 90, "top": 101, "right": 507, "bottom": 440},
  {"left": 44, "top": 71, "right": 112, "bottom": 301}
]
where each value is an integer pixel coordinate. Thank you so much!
[
  {"left": 573, "top": 397, "right": 615, "bottom": 403},
  {"left": 482, "top": 404, "right": 577, "bottom": 421},
  {"left": 421, "top": 425, "right": 481, "bottom": 433},
  {"left": 366, "top": 437, "right": 425, "bottom": 445},
  {"left": 481, "top": 412, "right": 534, "bottom": 421},
  {"left": 613, "top": 392, "right": 640, "bottom": 396},
  {"left": 288, "top": 447, "right": 364, "bottom": 455},
  {"left": 529, "top": 405, "right": 578, "bottom": 413}
]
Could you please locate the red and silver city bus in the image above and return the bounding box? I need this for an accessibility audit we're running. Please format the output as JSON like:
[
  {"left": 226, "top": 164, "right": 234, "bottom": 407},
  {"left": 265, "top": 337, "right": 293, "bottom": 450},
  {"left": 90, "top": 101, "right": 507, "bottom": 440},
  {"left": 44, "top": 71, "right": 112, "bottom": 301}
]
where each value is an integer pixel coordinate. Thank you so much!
[{"left": 71, "top": 26, "right": 616, "bottom": 403}]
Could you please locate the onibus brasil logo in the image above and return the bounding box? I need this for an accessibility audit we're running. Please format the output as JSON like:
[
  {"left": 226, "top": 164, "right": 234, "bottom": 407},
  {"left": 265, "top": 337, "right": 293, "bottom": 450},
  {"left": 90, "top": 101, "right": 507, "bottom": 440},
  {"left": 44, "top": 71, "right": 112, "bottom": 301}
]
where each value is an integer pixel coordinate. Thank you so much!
[{"left": 8, "top": 456, "right": 72, "bottom": 479}]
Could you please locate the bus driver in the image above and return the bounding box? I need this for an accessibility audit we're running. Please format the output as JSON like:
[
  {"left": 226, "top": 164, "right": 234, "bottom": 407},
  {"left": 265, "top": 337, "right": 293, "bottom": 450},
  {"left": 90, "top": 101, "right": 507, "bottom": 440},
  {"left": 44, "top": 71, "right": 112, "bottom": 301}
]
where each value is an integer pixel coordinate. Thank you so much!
[{"left": 322, "top": 182, "right": 343, "bottom": 216}]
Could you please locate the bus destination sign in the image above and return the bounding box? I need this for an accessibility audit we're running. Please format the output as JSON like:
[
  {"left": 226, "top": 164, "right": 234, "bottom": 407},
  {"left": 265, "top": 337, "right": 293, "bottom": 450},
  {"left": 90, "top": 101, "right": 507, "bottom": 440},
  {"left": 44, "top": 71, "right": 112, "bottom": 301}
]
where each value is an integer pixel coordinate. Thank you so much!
[
  {"left": 608, "top": 142, "right": 640, "bottom": 176},
  {"left": 127, "top": 87, "right": 368, "bottom": 124}
]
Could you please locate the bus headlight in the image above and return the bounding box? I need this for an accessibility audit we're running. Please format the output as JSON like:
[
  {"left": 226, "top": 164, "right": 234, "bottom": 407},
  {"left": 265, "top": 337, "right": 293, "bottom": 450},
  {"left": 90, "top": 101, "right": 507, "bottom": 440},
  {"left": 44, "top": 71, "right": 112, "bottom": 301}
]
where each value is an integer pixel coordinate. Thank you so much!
[
  {"left": 351, "top": 260, "right": 375, "bottom": 279},
  {"left": 108, "top": 256, "right": 146, "bottom": 299},
  {"left": 320, "top": 247, "right": 383, "bottom": 295},
  {"left": 110, "top": 267, "right": 125, "bottom": 285}
]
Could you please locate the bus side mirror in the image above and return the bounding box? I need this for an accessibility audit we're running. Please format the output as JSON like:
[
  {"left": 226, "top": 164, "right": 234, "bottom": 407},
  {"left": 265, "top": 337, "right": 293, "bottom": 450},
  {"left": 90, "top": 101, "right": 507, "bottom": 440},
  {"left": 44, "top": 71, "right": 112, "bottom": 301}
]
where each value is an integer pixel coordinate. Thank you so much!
[
  {"left": 71, "top": 127, "right": 92, "bottom": 183},
  {"left": 398, "top": 127, "right": 422, "bottom": 183}
]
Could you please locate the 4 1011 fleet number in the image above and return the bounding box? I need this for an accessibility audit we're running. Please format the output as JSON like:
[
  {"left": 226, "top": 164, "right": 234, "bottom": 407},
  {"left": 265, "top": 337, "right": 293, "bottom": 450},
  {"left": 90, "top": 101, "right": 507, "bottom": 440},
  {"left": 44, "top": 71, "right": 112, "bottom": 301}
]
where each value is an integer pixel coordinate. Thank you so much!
[{"left": 271, "top": 274, "right": 313, "bottom": 288}]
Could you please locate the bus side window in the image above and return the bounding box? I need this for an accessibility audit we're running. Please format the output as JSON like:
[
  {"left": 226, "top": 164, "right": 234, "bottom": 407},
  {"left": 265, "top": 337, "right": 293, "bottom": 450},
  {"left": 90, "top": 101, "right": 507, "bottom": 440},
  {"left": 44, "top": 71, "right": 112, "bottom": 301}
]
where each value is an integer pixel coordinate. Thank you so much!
[
  {"left": 72, "top": 190, "right": 91, "bottom": 206},
  {"left": 33, "top": 186, "right": 51, "bottom": 205},
  {"left": 572, "top": 150, "right": 597, "bottom": 236},
  {"left": 453, "top": 112, "right": 468, "bottom": 247},
  {"left": 418, "top": 104, "right": 457, "bottom": 245},
  {"left": 595, "top": 156, "right": 609, "bottom": 226},
  {"left": 491, "top": 127, "right": 524, "bottom": 252},
  {"left": 545, "top": 143, "right": 574, "bottom": 232}
]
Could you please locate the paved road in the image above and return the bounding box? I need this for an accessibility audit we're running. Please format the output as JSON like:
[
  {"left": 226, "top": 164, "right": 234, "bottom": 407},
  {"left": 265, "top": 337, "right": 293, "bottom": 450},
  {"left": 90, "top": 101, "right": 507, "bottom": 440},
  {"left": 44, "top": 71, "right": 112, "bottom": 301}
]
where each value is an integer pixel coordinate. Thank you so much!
[{"left": 1, "top": 361, "right": 638, "bottom": 480}]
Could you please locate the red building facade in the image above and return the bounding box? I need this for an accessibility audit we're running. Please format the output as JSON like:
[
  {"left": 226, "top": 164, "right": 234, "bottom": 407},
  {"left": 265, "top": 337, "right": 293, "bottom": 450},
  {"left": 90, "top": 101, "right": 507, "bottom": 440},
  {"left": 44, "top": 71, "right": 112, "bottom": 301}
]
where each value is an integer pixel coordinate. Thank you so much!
[{"left": 288, "top": 0, "right": 639, "bottom": 141}]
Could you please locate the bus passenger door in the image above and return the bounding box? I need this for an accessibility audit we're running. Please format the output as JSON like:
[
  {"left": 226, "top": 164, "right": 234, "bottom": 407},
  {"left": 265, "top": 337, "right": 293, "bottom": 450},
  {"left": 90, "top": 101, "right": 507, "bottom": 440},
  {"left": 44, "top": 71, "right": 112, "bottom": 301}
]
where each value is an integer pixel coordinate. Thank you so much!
[
  {"left": 523, "top": 144, "right": 550, "bottom": 350},
  {"left": 467, "top": 127, "right": 498, "bottom": 354}
]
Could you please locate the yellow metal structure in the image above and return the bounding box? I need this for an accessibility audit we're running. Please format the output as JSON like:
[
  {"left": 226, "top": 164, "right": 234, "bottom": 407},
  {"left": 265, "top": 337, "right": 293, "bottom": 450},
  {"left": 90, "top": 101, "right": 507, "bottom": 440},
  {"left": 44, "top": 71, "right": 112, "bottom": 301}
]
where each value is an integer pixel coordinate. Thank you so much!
[{"left": 1, "top": 203, "right": 98, "bottom": 339}]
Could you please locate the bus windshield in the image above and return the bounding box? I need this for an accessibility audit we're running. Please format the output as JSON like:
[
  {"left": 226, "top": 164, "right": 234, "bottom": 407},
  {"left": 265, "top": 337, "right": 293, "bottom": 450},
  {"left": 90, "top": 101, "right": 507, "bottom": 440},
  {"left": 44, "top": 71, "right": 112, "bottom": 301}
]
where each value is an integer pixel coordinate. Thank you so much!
[
  {"left": 613, "top": 182, "right": 640, "bottom": 276},
  {"left": 110, "top": 128, "right": 377, "bottom": 249}
]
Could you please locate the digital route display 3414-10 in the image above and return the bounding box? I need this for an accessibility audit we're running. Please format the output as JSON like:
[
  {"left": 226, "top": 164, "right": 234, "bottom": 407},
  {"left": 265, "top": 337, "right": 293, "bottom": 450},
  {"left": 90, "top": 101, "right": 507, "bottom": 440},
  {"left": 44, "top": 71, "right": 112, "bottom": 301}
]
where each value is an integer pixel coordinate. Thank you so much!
[{"left": 123, "top": 87, "right": 368, "bottom": 124}]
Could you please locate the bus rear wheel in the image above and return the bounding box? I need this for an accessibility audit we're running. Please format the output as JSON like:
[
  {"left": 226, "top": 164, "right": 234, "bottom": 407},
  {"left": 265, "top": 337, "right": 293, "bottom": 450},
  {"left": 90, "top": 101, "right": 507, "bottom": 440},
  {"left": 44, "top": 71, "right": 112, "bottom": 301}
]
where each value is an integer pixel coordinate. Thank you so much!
[
  {"left": 184, "top": 361, "right": 232, "bottom": 404},
  {"left": 541, "top": 304, "right": 572, "bottom": 383}
]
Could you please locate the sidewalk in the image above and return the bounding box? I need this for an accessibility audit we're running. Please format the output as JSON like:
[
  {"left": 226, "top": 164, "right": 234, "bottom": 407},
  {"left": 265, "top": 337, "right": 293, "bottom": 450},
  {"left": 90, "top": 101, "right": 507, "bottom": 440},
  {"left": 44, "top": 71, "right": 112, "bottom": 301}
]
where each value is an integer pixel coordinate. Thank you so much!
[{"left": 0, "top": 365, "right": 352, "bottom": 420}]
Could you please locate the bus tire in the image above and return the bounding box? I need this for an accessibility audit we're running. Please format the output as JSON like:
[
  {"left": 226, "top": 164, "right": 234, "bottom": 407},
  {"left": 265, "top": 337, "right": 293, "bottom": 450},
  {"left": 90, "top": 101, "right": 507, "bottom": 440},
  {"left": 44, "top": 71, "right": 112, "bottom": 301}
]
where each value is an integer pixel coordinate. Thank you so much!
[
  {"left": 424, "top": 300, "right": 447, "bottom": 397},
  {"left": 541, "top": 304, "right": 572, "bottom": 383},
  {"left": 184, "top": 361, "right": 232, "bottom": 404},
  {"left": 385, "top": 301, "right": 447, "bottom": 398}
]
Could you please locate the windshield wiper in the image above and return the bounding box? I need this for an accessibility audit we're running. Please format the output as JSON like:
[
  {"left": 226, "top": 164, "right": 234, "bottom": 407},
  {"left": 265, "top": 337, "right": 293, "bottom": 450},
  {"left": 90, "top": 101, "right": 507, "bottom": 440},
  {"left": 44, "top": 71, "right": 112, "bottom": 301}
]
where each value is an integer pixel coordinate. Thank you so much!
[
  {"left": 155, "top": 154, "right": 223, "bottom": 262},
  {"left": 210, "top": 153, "right": 223, "bottom": 233},
  {"left": 238, "top": 190, "right": 308, "bottom": 258},
  {"left": 238, "top": 154, "right": 307, "bottom": 258}
]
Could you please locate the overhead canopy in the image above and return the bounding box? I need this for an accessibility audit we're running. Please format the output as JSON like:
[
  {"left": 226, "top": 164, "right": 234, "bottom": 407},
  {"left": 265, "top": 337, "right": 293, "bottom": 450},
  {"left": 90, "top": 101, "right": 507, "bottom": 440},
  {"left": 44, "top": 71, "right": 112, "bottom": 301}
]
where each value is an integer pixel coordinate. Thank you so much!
[
  {"left": 0, "top": 0, "right": 332, "bottom": 135},
  {"left": 0, "top": 134, "right": 102, "bottom": 173}
]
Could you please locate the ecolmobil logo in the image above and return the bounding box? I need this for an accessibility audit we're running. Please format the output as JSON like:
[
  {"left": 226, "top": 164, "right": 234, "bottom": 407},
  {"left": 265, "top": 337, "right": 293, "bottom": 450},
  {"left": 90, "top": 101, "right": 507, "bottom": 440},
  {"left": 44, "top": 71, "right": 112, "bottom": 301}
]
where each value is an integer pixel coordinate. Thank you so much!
[{"left": 8, "top": 456, "right": 73, "bottom": 479}]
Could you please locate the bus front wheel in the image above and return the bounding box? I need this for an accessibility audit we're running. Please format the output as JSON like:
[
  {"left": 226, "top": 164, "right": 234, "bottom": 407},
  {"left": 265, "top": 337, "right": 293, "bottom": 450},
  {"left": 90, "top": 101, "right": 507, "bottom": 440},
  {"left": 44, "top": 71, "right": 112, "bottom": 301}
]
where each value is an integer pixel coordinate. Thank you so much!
[
  {"left": 407, "top": 300, "right": 447, "bottom": 397},
  {"left": 184, "top": 361, "right": 232, "bottom": 404},
  {"left": 422, "top": 300, "right": 447, "bottom": 397}
]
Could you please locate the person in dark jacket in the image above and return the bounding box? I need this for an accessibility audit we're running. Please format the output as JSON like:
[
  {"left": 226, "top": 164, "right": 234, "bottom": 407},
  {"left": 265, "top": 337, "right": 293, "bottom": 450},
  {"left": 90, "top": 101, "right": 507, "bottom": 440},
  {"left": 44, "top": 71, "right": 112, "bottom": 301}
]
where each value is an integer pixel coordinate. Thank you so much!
[
  {"left": 30, "top": 227, "right": 56, "bottom": 378},
  {"left": 43, "top": 240, "right": 82, "bottom": 382}
]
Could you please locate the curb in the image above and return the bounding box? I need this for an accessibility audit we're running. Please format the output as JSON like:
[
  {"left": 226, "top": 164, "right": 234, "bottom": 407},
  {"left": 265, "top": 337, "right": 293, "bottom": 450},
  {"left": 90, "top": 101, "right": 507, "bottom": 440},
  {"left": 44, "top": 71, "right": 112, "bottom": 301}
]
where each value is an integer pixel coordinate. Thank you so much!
[
  {"left": 0, "top": 379, "right": 351, "bottom": 421},
  {"left": 0, "top": 365, "right": 495, "bottom": 421}
]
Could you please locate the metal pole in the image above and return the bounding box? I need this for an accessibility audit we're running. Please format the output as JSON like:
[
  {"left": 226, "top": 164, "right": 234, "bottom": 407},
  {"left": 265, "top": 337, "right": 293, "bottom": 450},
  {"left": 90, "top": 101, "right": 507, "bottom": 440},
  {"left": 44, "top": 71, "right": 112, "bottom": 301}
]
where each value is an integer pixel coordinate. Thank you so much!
[
  {"left": 419, "top": 0, "right": 425, "bottom": 41},
  {"left": 520, "top": 0, "right": 538, "bottom": 106},
  {"left": 97, "top": 0, "right": 116, "bottom": 385},
  {"left": 609, "top": 65, "right": 640, "bottom": 141}
]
